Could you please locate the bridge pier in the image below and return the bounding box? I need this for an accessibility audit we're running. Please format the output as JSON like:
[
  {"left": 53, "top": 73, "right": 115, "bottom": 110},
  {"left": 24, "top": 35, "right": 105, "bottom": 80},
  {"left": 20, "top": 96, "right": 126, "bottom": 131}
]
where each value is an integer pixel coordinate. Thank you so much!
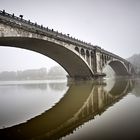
[
  {"left": 67, "top": 75, "right": 93, "bottom": 82},
  {"left": 67, "top": 73, "right": 106, "bottom": 82}
]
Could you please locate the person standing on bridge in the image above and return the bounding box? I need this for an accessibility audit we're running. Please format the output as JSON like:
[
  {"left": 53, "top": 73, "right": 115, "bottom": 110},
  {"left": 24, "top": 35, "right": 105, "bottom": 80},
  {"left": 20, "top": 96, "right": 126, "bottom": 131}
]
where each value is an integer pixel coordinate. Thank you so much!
[
  {"left": 2, "top": 10, "right": 5, "bottom": 14},
  {"left": 19, "top": 15, "right": 23, "bottom": 20}
]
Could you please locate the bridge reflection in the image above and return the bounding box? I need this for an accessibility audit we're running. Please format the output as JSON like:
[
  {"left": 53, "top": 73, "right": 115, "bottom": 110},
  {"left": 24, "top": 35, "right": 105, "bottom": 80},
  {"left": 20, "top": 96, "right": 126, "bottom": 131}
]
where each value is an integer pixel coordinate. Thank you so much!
[{"left": 0, "top": 78, "right": 134, "bottom": 140}]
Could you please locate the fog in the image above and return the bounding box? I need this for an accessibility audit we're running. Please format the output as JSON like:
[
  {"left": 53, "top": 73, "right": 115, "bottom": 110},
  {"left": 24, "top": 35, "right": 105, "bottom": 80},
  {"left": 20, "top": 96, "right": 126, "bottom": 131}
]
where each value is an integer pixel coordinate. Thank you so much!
[
  {"left": 0, "top": 0, "right": 140, "bottom": 71},
  {"left": 0, "top": 47, "right": 58, "bottom": 72}
]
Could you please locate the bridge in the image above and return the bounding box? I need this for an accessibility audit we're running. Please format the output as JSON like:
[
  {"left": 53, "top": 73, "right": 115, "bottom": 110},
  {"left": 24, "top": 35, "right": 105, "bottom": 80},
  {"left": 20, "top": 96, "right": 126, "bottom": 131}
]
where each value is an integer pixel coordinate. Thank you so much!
[
  {"left": 0, "top": 79, "right": 134, "bottom": 140},
  {"left": 0, "top": 10, "right": 135, "bottom": 80}
]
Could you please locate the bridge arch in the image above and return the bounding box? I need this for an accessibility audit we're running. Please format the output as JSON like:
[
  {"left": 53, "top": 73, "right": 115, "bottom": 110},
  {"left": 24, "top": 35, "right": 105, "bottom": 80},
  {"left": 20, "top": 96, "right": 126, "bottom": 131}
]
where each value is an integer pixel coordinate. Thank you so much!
[
  {"left": 108, "top": 60, "right": 129, "bottom": 76},
  {"left": 0, "top": 37, "right": 94, "bottom": 80}
]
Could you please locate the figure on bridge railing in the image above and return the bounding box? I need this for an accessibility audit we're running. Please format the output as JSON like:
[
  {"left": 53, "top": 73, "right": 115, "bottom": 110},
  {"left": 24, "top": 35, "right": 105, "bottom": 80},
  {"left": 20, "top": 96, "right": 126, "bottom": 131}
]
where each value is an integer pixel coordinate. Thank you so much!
[
  {"left": 2, "top": 10, "right": 5, "bottom": 15},
  {"left": 19, "top": 15, "right": 23, "bottom": 20},
  {"left": 12, "top": 13, "right": 14, "bottom": 17}
]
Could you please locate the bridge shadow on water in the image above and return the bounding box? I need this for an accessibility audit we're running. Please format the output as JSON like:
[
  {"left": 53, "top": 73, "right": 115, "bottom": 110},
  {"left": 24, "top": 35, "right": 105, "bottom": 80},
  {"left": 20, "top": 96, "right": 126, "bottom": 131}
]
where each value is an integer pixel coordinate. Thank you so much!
[{"left": 0, "top": 78, "right": 134, "bottom": 140}]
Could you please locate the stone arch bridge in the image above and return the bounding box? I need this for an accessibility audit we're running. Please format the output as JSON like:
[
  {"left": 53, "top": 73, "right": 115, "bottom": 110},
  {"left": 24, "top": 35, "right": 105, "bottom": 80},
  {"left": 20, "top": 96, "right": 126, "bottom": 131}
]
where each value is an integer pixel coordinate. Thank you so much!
[{"left": 0, "top": 10, "right": 135, "bottom": 80}]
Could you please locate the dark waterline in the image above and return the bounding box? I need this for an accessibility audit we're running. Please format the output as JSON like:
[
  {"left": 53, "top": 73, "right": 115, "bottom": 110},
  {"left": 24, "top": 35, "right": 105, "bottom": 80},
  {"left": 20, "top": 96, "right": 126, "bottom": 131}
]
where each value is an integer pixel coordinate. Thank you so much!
[{"left": 0, "top": 78, "right": 140, "bottom": 140}]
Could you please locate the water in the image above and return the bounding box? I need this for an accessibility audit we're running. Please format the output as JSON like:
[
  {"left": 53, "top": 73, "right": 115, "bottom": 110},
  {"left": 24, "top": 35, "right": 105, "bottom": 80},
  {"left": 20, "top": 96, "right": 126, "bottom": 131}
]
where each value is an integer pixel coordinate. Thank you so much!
[{"left": 0, "top": 78, "right": 140, "bottom": 140}]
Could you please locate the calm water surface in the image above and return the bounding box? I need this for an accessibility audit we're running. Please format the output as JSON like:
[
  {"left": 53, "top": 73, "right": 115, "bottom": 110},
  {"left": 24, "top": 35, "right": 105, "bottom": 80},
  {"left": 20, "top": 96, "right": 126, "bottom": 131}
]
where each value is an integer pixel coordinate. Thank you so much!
[{"left": 0, "top": 78, "right": 140, "bottom": 140}]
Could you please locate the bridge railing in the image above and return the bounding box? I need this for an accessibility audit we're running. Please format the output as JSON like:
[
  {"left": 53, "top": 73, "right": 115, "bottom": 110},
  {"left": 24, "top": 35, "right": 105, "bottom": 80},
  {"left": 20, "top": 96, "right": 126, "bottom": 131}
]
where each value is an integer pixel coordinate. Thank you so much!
[
  {"left": 0, "top": 10, "right": 98, "bottom": 50},
  {"left": 101, "top": 49, "right": 128, "bottom": 63}
]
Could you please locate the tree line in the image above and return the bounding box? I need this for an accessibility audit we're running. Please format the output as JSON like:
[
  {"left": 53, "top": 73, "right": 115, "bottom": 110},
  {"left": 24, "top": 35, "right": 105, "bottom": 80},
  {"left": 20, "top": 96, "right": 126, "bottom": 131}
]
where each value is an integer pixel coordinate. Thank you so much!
[{"left": 0, "top": 66, "right": 67, "bottom": 81}]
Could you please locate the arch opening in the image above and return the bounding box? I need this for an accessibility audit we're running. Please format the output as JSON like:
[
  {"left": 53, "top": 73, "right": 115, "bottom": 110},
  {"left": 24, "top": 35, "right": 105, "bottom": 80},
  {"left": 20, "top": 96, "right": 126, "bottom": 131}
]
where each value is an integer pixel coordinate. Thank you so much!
[
  {"left": 0, "top": 46, "right": 68, "bottom": 80},
  {"left": 103, "top": 60, "right": 129, "bottom": 77},
  {"left": 103, "top": 65, "right": 115, "bottom": 78},
  {"left": 108, "top": 60, "right": 129, "bottom": 76},
  {"left": 75, "top": 47, "right": 79, "bottom": 53},
  {"left": 81, "top": 48, "right": 85, "bottom": 59}
]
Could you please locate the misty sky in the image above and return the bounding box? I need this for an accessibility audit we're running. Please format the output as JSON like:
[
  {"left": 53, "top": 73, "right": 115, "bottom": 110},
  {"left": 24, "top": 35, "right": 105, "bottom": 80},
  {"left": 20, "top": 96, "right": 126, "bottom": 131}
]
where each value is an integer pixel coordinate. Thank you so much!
[{"left": 0, "top": 0, "right": 140, "bottom": 71}]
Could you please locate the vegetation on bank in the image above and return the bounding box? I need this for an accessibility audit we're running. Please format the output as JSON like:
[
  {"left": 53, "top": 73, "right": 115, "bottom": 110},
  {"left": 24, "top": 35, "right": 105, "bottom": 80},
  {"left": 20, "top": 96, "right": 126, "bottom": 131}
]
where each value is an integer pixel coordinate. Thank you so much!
[{"left": 0, "top": 66, "right": 67, "bottom": 81}]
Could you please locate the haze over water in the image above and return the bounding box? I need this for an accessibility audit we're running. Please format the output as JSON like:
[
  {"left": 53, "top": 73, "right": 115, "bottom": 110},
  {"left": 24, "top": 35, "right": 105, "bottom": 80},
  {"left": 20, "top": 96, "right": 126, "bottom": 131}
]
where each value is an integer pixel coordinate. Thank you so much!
[{"left": 0, "top": 78, "right": 140, "bottom": 140}]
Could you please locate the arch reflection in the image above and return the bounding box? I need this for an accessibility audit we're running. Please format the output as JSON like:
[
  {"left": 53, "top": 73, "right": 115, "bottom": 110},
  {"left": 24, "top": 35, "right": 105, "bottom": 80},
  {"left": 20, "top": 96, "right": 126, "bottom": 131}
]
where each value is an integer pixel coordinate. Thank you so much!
[{"left": 0, "top": 78, "right": 134, "bottom": 140}]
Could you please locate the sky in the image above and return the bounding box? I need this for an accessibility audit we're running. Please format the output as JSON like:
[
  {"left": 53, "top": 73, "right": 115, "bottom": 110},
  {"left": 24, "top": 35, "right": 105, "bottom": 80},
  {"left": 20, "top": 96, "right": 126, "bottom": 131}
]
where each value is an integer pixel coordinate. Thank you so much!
[{"left": 0, "top": 0, "right": 140, "bottom": 71}]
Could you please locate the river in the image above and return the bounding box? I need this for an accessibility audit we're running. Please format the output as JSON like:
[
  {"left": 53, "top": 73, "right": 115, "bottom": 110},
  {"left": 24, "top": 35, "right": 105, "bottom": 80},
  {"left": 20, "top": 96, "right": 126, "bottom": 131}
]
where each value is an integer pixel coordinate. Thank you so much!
[{"left": 0, "top": 78, "right": 140, "bottom": 140}]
